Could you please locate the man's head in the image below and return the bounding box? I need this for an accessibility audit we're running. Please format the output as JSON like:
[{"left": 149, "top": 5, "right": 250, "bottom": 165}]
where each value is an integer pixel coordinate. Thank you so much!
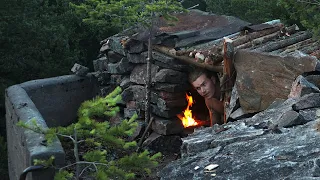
[{"left": 189, "top": 68, "right": 218, "bottom": 99}]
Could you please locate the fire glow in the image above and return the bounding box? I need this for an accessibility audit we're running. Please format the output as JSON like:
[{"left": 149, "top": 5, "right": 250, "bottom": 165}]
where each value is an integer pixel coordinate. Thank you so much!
[{"left": 177, "top": 93, "right": 201, "bottom": 128}]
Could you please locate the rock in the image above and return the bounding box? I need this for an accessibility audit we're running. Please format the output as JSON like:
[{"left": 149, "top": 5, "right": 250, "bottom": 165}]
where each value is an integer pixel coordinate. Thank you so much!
[
  {"left": 156, "top": 97, "right": 187, "bottom": 111},
  {"left": 276, "top": 110, "right": 307, "bottom": 128},
  {"left": 70, "top": 63, "right": 89, "bottom": 76},
  {"left": 150, "top": 104, "right": 184, "bottom": 118},
  {"left": 93, "top": 56, "right": 108, "bottom": 71},
  {"left": 121, "top": 85, "right": 145, "bottom": 103},
  {"left": 151, "top": 51, "right": 189, "bottom": 72},
  {"left": 154, "top": 69, "right": 188, "bottom": 84},
  {"left": 110, "top": 75, "right": 123, "bottom": 85},
  {"left": 127, "top": 53, "right": 147, "bottom": 63},
  {"left": 305, "top": 74, "right": 320, "bottom": 88},
  {"left": 128, "top": 120, "right": 146, "bottom": 141},
  {"left": 226, "top": 85, "right": 240, "bottom": 120},
  {"left": 160, "top": 119, "right": 320, "bottom": 180},
  {"left": 93, "top": 71, "right": 110, "bottom": 86},
  {"left": 100, "top": 86, "right": 117, "bottom": 97},
  {"left": 153, "top": 83, "right": 190, "bottom": 93},
  {"left": 292, "top": 93, "right": 320, "bottom": 111},
  {"left": 153, "top": 59, "right": 189, "bottom": 72},
  {"left": 152, "top": 91, "right": 185, "bottom": 100},
  {"left": 299, "top": 108, "right": 320, "bottom": 122},
  {"left": 125, "top": 39, "right": 147, "bottom": 53},
  {"left": 100, "top": 36, "right": 126, "bottom": 55},
  {"left": 124, "top": 108, "right": 143, "bottom": 119},
  {"left": 288, "top": 75, "right": 320, "bottom": 98},
  {"left": 126, "top": 101, "right": 137, "bottom": 109},
  {"left": 142, "top": 132, "right": 182, "bottom": 155},
  {"left": 244, "top": 98, "right": 298, "bottom": 127},
  {"left": 107, "top": 58, "right": 134, "bottom": 74},
  {"left": 119, "top": 76, "right": 132, "bottom": 89},
  {"left": 151, "top": 116, "right": 184, "bottom": 135},
  {"left": 229, "top": 107, "right": 253, "bottom": 121},
  {"left": 130, "top": 64, "right": 160, "bottom": 84},
  {"left": 107, "top": 50, "right": 125, "bottom": 63},
  {"left": 234, "top": 49, "right": 319, "bottom": 113}
]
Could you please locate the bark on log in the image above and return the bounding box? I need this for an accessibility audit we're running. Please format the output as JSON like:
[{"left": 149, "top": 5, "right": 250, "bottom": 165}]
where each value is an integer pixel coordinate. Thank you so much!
[
  {"left": 253, "top": 31, "right": 312, "bottom": 52},
  {"left": 222, "top": 37, "right": 236, "bottom": 124},
  {"left": 271, "top": 38, "right": 315, "bottom": 54},
  {"left": 236, "top": 31, "right": 279, "bottom": 50},
  {"left": 236, "top": 24, "right": 299, "bottom": 50},
  {"left": 233, "top": 23, "right": 282, "bottom": 47},
  {"left": 297, "top": 42, "right": 320, "bottom": 54},
  {"left": 153, "top": 45, "right": 223, "bottom": 73}
]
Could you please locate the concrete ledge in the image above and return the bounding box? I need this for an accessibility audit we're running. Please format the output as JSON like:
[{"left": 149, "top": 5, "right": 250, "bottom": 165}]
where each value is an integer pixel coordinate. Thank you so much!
[{"left": 5, "top": 74, "right": 99, "bottom": 180}]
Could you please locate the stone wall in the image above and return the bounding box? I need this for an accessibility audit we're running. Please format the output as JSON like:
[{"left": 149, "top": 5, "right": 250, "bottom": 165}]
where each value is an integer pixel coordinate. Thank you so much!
[
  {"left": 95, "top": 37, "right": 195, "bottom": 142},
  {"left": 5, "top": 74, "right": 99, "bottom": 180}
]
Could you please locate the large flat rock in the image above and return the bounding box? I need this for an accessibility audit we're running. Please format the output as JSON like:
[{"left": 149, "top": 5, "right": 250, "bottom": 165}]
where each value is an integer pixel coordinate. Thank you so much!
[
  {"left": 160, "top": 119, "right": 320, "bottom": 180},
  {"left": 234, "top": 50, "right": 319, "bottom": 113}
]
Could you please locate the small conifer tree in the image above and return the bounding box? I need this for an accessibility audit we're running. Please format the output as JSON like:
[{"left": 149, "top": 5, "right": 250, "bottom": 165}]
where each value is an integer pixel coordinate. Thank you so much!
[{"left": 18, "top": 87, "right": 161, "bottom": 180}]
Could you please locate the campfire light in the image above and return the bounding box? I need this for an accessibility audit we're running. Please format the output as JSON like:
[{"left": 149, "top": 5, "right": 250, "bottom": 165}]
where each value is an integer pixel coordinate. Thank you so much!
[{"left": 177, "top": 93, "right": 202, "bottom": 128}]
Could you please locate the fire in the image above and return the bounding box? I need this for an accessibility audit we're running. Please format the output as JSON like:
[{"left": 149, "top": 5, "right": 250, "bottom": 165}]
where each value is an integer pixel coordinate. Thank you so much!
[{"left": 177, "top": 93, "right": 201, "bottom": 128}]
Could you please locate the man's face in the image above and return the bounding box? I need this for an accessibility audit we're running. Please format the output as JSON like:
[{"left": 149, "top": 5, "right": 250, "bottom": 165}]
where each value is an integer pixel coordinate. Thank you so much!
[{"left": 191, "top": 74, "right": 216, "bottom": 99}]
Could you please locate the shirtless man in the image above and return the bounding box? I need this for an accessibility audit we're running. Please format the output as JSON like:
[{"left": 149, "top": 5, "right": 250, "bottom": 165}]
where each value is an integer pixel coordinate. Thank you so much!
[{"left": 189, "top": 68, "right": 224, "bottom": 126}]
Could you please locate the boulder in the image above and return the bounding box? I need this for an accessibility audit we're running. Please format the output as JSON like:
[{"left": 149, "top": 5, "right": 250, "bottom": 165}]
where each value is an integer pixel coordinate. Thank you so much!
[{"left": 234, "top": 50, "right": 320, "bottom": 113}]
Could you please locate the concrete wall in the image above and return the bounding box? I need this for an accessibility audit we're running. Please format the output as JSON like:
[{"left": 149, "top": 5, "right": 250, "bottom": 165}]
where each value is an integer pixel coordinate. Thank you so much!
[{"left": 5, "top": 74, "right": 99, "bottom": 180}]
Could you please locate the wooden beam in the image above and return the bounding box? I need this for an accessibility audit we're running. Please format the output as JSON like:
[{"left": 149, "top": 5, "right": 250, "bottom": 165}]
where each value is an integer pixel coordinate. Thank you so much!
[
  {"left": 253, "top": 31, "right": 312, "bottom": 52},
  {"left": 153, "top": 45, "right": 223, "bottom": 73},
  {"left": 222, "top": 37, "right": 236, "bottom": 124}
]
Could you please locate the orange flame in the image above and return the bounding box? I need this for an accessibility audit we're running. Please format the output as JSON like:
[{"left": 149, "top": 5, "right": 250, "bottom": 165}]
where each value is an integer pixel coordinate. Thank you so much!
[{"left": 177, "top": 94, "right": 200, "bottom": 128}]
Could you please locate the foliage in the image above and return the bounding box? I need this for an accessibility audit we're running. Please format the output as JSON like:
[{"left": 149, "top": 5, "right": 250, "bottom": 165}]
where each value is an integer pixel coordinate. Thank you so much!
[
  {"left": 205, "top": 0, "right": 287, "bottom": 24},
  {"left": 17, "top": 87, "right": 161, "bottom": 179},
  {"left": 0, "top": 136, "right": 9, "bottom": 180},
  {"left": 70, "top": 0, "right": 187, "bottom": 30},
  {"left": 278, "top": 0, "right": 320, "bottom": 37}
]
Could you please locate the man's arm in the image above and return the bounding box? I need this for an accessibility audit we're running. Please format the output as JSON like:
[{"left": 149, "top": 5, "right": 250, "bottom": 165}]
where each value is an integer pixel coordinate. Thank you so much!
[
  {"left": 205, "top": 98, "right": 224, "bottom": 126},
  {"left": 208, "top": 109, "right": 223, "bottom": 126}
]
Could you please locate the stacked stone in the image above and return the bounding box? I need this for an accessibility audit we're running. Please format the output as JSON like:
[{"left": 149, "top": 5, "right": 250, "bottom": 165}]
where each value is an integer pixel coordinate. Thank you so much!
[{"left": 94, "top": 35, "right": 191, "bottom": 139}]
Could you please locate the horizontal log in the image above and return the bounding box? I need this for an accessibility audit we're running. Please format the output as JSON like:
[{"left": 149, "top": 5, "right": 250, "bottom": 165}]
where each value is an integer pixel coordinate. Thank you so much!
[
  {"left": 271, "top": 38, "right": 315, "bottom": 54},
  {"left": 236, "top": 24, "right": 299, "bottom": 50},
  {"left": 233, "top": 23, "right": 283, "bottom": 47},
  {"left": 253, "top": 31, "right": 312, "bottom": 52},
  {"left": 153, "top": 45, "right": 223, "bottom": 73},
  {"left": 236, "top": 31, "right": 279, "bottom": 50}
]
